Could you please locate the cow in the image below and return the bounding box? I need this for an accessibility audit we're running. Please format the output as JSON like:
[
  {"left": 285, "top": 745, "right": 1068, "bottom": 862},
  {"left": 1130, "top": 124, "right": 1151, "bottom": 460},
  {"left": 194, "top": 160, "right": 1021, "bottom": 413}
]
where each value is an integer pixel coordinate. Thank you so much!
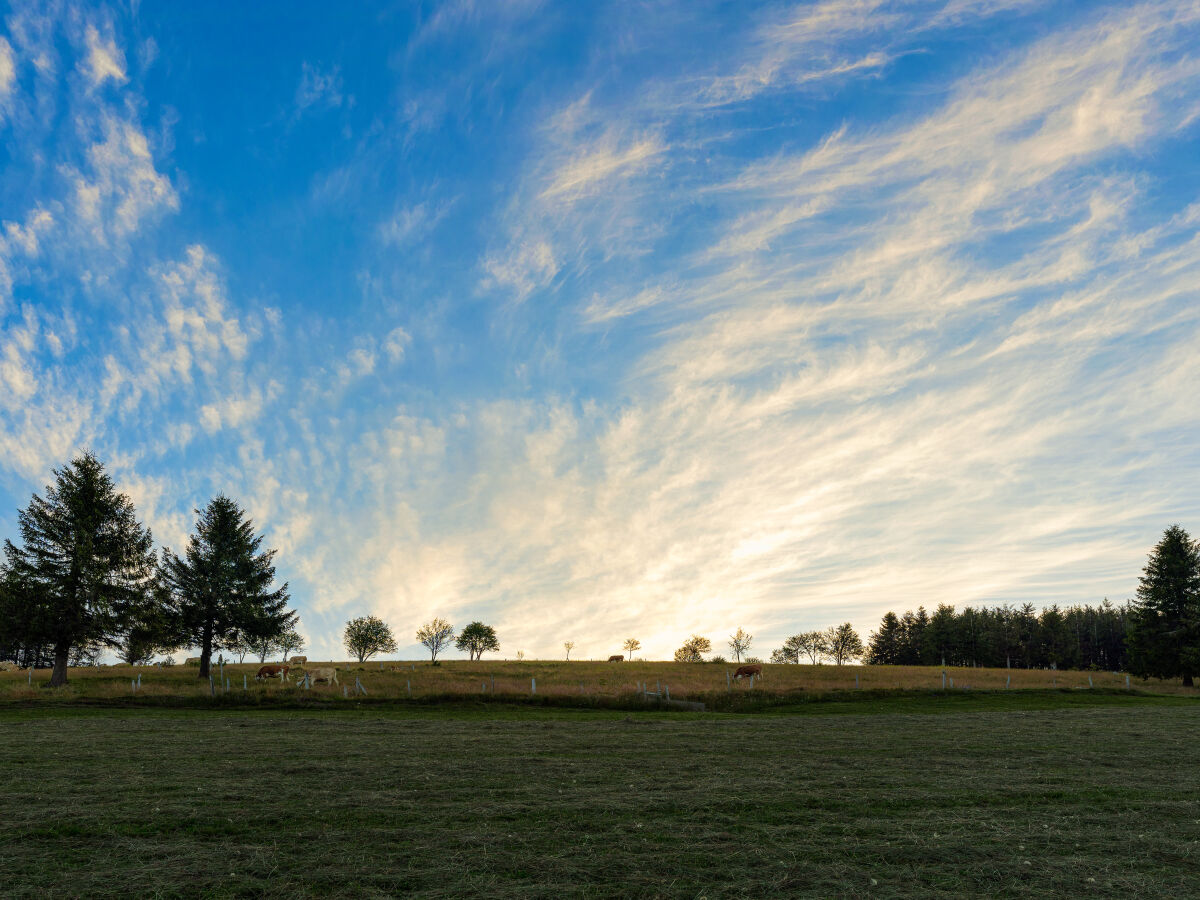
[
  {"left": 256, "top": 664, "right": 290, "bottom": 681},
  {"left": 185, "top": 657, "right": 201, "bottom": 666},
  {"left": 304, "top": 667, "right": 339, "bottom": 686},
  {"left": 289, "top": 656, "right": 307, "bottom": 666},
  {"left": 0, "top": 661, "right": 18, "bottom": 672},
  {"left": 607, "top": 655, "right": 624, "bottom": 662},
  {"left": 734, "top": 664, "right": 762, "bottom": 680}
]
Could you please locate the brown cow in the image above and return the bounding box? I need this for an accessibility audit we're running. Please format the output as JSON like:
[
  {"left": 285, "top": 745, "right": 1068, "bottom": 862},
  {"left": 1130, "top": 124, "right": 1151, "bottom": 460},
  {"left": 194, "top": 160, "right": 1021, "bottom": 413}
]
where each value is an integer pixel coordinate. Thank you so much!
[
  {"left": 733, "top": 664, "right": 762, "bottom": 680},
  {"left": 607, "top": 655, "right": 624, "bottom": 662},
  {"left": 256, "top": 664, "right": 290, "bottom": 681}
]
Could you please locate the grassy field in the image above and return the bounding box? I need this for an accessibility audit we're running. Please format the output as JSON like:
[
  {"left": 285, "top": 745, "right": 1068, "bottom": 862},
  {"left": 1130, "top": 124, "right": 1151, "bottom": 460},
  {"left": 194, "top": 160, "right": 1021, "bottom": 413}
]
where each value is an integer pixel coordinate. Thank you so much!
[
  {"left": 1, "top": 658, "right": 1190, "bottom": 707},
  {"left": 2, "top": 694, "right": 1199, "bottom": 898}
]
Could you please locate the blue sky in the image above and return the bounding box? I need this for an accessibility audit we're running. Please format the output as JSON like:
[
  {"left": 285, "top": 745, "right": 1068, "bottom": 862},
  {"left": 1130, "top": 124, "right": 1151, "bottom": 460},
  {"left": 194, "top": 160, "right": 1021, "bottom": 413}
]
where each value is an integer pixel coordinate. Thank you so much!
[{"left": 2, "top": 0, "right": 1199, "bottom": 662}]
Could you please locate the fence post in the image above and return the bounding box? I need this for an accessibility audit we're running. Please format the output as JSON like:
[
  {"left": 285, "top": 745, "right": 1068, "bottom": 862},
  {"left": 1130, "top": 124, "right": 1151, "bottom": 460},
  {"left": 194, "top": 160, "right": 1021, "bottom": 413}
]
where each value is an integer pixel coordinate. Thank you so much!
[
  {"left": 28, "top": 667, "right": 32, "bottom": 685},
  {"left": 531, "top": 677, "right": 536, "bottom": 695},
  {"left": 209, "top": 676, "right": 215, "bottom": 697},
  {"left": 1126, "top": 674, "right": 1130, "bottom": 689},
  {"left": 137, "top": 673, "right": 142, "bottom": 689},
  {"left": 244, "top": 674, "right": 247, "bottom": 691},
  {"left": 855, "top": 672, "right": 859, "bottom": 689},
  {"left": 1006, "top": 675, "right": 1011, "bottom": 689},
  {"left": 482, "top": 681, "right": 487, "bottom": 693},
  {"left": 665, "top": 685, "right": 670, "bottom": 701},
  {"left": 749, "top": 674, "right": 754, "bottom": 689},
  {"left": 131, "top": 679, "right": 136, "bottom": 694},
  {"left": 1088, "top": 676, "right": 1093, "bottom": 688},
  {"left": 344, "top": 685, "right": 349, "bottom": 699},
  {"left": 949, "top": 677, "right": 954, "bottom": 689},
  {"left": 941, "top": 671, "right": 946, "bottom": 690},
  {"left": 407, "top": 680, "right": 411, "bottom": 696}
]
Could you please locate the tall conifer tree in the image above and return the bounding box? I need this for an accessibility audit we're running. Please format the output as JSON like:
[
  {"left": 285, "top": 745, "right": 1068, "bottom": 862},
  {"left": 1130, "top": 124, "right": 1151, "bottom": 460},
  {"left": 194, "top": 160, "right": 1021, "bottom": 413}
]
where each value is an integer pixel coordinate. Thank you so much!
[
  {"left": 1128, "top": 525, "right": 1200, "bottom": 686},
  {"left": 161, "top": 495, "right": 294, "bottom": 679},
  {"left": 3, "top": 453, "right": 157, "bottom": 686}
]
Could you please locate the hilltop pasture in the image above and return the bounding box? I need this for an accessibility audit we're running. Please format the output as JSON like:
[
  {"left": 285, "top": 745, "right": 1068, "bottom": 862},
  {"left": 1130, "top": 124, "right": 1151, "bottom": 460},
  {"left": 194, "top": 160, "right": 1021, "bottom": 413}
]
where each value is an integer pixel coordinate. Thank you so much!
[{"left": 0, "top": 658, "right": 1192, "bottom": 707}]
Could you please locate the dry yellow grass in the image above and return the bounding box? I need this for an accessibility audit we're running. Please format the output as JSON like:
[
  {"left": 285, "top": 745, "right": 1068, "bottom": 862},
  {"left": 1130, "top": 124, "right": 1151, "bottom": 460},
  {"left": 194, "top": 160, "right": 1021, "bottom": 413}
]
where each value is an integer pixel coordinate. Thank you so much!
[{"left": 0, "top": 657, "right": 1192, "bottom": 702}]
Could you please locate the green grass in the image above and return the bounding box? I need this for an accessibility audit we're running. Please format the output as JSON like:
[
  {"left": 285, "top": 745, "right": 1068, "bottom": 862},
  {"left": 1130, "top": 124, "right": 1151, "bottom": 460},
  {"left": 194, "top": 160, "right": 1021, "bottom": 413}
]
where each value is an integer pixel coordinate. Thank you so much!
[{"left": 2, "top": 696, "right": 1198, "bottom": 898}]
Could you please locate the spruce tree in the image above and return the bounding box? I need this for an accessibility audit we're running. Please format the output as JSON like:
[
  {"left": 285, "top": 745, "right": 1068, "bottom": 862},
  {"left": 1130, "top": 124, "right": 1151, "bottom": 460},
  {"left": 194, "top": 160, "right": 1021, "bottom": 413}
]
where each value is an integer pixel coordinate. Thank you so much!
[
  {"left": 3, "top": 453, "right": 157, "bottom": 686},
  {"left": 161, "top": 495, "right": 294, "bottom": 679},
  {"left": 866, "top": 612, "right": 903, "bottom": 665},
  {"left": 1128, "top": 525, "right": 1200, "bottom": 686}
]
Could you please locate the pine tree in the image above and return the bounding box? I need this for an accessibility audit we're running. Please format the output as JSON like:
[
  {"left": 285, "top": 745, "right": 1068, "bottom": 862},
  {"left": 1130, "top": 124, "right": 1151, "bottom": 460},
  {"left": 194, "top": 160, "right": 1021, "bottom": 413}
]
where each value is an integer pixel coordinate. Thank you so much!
[
  {"left": 3, "top": 453, "right": 157, "bottom": 686},
  {"left": 866, "top": 612, "right": 903, "bottom": 665},
  {"left": 161, "top": 495, "right": 294, "bottom": 679},
  {"left": 1128, "top": 525, "right": 1200, "bottom": 685}
]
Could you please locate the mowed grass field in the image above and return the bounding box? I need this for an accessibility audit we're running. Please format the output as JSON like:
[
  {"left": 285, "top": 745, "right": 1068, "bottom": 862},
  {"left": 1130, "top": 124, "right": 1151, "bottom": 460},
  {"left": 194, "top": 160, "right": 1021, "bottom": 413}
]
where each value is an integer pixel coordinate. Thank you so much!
[
  {"left": 2, "top": 695, "right": 1200, "bottom": 898},
  {"left": 1, "top": 658, "right": 1190, "bottom": 706}
]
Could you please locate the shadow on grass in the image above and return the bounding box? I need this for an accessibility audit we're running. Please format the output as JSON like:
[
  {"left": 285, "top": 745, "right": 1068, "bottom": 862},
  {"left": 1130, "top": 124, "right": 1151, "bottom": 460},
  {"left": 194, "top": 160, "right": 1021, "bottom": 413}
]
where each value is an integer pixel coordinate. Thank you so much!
[{"left": 0, "top": 686, "right": 1194, "bottom": 718}]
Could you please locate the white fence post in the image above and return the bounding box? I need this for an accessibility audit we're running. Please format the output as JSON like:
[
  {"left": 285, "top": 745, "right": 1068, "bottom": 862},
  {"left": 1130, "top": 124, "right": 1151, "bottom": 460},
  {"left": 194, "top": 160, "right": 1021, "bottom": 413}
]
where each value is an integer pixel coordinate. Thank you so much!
[
  {"left": 531, "top": 677, "right": 536, "bottom": 695},
  {"left": 1126, "top": 674, "right": 1131, "bottom": 689},
  {"left": 1088, "top": 676, "right": 1093, "bottom": 688},
  {"left": 855, "top": 672, "right": 859, "bottom": 689},
  {"left": 665, "top": 685, "right": 670, "bottom": 701},
  {"left": 941, "top": 671, "right": 946, "bottom": 689},
  {"left": 243, "top": 674, "right": 247, "bottom": 691},
  {"left": 1006, "top": 675, "right": 1011, "bottom": 689},
  {"left": 344, "top": 685, "right": 349, "bottom": 699},
  {"left": 407, "top": 679, "right": 411, "bottom": 696}
]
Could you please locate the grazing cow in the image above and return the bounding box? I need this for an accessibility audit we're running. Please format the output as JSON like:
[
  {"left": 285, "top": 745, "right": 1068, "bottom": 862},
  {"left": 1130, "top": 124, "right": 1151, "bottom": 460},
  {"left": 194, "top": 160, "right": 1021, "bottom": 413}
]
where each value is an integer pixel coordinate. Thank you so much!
[
  {"left": 289, "top": 656, "right": 307, "bottom": 666},
  {"left": 607, "top": 655, "right": 624, "bottom": 662},
  {"left": 185, "top": 657, "right": 201, "bottom": 666},
  {"left": 256, "top": 664, "right": 290, "bottom": 681},
  {"left": 0, "top": 661, "right": 17, "bottom": 672},
  {"left": 305, "top": 667, "right": 339, "bottom": 685},
  {"left": 734, "top": 664, "right": 762, "bottom": 680}
]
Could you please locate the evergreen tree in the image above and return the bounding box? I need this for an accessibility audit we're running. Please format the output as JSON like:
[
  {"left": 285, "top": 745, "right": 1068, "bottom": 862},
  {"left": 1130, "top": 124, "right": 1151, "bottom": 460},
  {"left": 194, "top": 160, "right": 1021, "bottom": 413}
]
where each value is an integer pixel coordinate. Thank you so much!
[
  {"left": 1128, "top": 525, "right": 1200, "bottom": 685},
  {"left": 3, "top": 453, "right": 157, "bottom": 686},
  {"left": 866, "top": 612, "right": 903, "bottom": 665},
  {"left": 161, "top": 495, "right": 294, "bottom": 679}
]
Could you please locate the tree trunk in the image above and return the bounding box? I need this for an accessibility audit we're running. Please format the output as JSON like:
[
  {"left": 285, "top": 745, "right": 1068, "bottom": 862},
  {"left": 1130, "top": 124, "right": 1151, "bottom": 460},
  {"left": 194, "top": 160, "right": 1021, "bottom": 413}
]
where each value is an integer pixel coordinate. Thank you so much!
[
  {"left": 48, "top": 643, "right": 71, "bottom": 687},
  {"left": 199, "top": 633, "right": 212, "bottom": 679}
]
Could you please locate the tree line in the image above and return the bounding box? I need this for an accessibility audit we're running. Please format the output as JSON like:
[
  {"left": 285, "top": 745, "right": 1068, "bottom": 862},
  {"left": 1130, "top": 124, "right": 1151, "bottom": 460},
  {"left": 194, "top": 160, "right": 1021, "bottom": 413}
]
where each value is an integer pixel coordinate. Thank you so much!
[
  {"left": 862, "top": 524, "right": 1200, "bottom": 683},
  {"left": 862, "top": 602, "right": 1130, "bottom": 670}
]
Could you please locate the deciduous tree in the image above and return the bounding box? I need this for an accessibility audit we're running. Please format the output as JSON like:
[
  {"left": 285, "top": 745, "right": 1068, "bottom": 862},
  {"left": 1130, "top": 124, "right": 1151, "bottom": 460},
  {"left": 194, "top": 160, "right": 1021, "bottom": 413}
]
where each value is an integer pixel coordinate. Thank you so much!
[
  {"left": 456, "top": 621, "right": 499, "bottom": 660},
  {"left": 622, "top": 637, "right": 641, "bottom": 658},
  {"left": 673, "top": 635, "right": 711, "bottom": 662},
  {"left": 417, "top": 618, "right": 455, "bottom": 663},
  {"left": 344, "top": 615, "right": 397, "bottom": 663},
  {"left": 563, "top": 641, "right": 575, "bottom": 660},
  {"left": 824, "top": 623, "right": 864, "bottom": 666},
  {"left": 727, "top": 628, "right": 752, "bottom": 663}
]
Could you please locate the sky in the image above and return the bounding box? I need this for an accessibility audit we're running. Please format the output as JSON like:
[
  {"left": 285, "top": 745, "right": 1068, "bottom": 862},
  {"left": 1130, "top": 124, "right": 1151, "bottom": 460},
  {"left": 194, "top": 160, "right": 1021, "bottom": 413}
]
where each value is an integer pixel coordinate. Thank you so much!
[{"left": 1, "top": 0, "right": 1199, "bottom": 663}]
